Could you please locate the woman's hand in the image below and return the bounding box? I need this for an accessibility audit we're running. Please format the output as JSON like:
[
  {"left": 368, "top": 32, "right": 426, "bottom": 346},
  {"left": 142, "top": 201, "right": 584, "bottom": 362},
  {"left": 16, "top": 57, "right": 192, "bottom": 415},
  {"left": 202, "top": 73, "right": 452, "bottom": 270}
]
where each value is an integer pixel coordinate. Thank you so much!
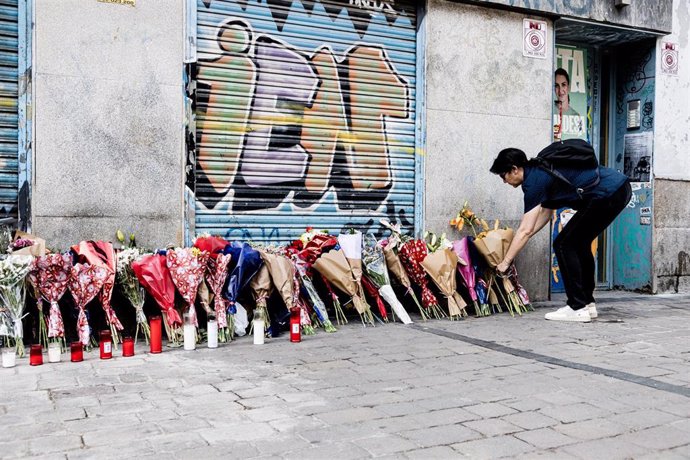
[{"left": 496, "top": 260, "right": 510, "bottom": 274}]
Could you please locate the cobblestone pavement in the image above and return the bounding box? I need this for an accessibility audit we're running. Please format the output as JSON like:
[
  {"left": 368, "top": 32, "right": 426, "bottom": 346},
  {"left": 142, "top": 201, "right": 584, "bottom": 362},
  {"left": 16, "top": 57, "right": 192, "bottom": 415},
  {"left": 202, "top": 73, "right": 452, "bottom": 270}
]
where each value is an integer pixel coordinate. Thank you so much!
[{"left": 2, "top": 292, "right": 690, "bottom": 459}]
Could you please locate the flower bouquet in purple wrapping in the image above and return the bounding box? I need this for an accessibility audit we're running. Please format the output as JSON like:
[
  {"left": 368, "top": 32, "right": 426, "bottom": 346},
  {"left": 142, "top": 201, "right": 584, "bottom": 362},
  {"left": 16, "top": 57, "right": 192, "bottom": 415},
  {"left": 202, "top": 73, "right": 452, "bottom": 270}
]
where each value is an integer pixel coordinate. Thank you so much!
[{"left": 452, "top": 237, "right": 490, "bottom": 317}]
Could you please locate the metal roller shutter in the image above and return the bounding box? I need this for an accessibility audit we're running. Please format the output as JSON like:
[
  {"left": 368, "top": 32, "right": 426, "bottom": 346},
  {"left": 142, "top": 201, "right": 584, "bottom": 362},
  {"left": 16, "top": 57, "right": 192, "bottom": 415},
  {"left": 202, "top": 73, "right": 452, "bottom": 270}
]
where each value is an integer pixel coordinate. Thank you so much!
[
  {"left": 0, "top": 0, "right": 18, "bottom": 220},
  {"left": 195, "top": 0, "right": 418, "bottom": 243}
]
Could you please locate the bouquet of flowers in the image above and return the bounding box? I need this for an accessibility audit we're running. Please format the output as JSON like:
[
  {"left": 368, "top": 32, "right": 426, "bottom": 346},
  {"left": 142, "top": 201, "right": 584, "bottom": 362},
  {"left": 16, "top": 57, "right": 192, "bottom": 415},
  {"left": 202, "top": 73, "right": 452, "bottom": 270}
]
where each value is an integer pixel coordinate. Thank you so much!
[
  {"left": 249, "top": 264, "right": 273, "bottom": 335},
  {"left": 224, "top": 242, "right": 263, "bottom": 336},
  {"left": 166, "top": 248, "right": 210, "bottom": 341},
  {"left": 399, "top": 239, "right": 446, "bottom": 320},
  {"left": 71, "top": 241, "right": 124, "bottom": 345},
  {"left": 362, "top": 234, "right": 412, "bottom": 324},
  {"left": 9, "top": 230, "right": 45, "bottom": 257},
  {"left": 30, "top": 253, "right": 73, "bottom": 348},
  {"left": 420, "top": 247, "right": 468, "bottom": 320},
  {"left": 206, "top": 253, "right": 232, "bottom": 342},
  {"left": 116, "top": 247, "right": 150, "bottom": 343},
  {"left": 313, "top": 232, "right": 373, "bottom": 326},
  {"left": 471, "top": 223, "right": 527, "bottom": 316},
  {"left": 288, "top": 230, "right": 342, "bottom": 328},
  {"left": 194, "top": 235, "right": 229, "bottom": 258},
  {"left": 294, "top": 256, "right": 337, "bottom": 330},
  {"left": 0, "top": 255, "right": 33, "bottom": 356},
  {"left": 380, "top": 220, "right": 426, "bottom": 320},
  {"left": 132, "top": 253, "right": 181, "bottom": 344},
  {"left": 507, "top": 263, "right": 531, "bottom": 310},
  {"left": 450, "top": 201, "right": 483, "bottom": 235},
  {"left": 452, "top": 237, "right": 489, "bottom": 316},
  {"left": 69, "top": 263, "right": 109, "bottom": 348}
]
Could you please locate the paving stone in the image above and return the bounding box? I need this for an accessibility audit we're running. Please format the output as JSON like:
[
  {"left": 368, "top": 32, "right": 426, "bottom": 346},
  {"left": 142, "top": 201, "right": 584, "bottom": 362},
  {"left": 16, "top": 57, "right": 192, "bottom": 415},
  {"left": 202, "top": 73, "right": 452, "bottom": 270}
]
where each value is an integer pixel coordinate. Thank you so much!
[
  {"left": 287, "top": 441, "right": 372, "bottom": 459},
  {"left": 314, "top": 407, "right": 385, "bottom": 425},
  {"left": 607, "top": 408, "right": 680, "bottom": 430},
  {"left": 615, "top": 425, "right": 690, "bottom": 450},
  {"left": 502, "top": 411, "right": 559, "bottom": 430},
  {"left": 410, "top": 407, "right": 478, "bottom": 427},
  {"left": 373, "top": 401, "right": 429, "bottom": 417},
  {"left": 399, "top": 424, "right": 482, "bottom": 448},
  {"left": 354, "top": 433, "right": 419, "bottom": 456},
  {"left": 553, "top": 418, "right": 629, "bottom": 440},
  {"left": 537, "top": 402, "right": 609, "bottom": 424},
  {"left": 464, "top": 402, "right": 518, "bottom": 418},
  {"left": 146, "top": 432, "right": 209, "bottom": 452},
  {"left": 560, "top": 437, "right": 652, "bottom": 459},
  {"left": 200, "top": 423, "right": 276, "bottom": 443},
  {"left": 404, "top": 445, "right": 461, "bottom": 459},
  {"left": 463, "top": 418, "right": 522, "bottom": 436},
  {"left": 514, "top": 427, "right": 580, "bottom": 450},
  {"left": 451, "top": 434, "right": 536, "bottom": 458},
  {"left": 172, "top": 442, "right": 259, "bottom": 460}
]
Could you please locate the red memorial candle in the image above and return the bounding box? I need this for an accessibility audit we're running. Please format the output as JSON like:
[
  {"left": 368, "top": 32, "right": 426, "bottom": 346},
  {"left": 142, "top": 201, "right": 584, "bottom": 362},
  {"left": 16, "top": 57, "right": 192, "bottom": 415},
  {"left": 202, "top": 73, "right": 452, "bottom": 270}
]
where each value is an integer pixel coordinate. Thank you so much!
[
  {"left": 70, "top": 342, "right": 83, "bottom": 362},
  {"left": 122, "top": 337, "right": 134, "bottom": 357},
  {"left": 289, "top": 307, "right": 301, "bottom": 343},
  {"left": 99, "top": 330, "right": 112, "bottom": 360},
  {"left": 149, "top": 316, "right": 162, "bottom": 354},
  {"left": 29, "top": 344, "right": 43, "bottom": 366}
]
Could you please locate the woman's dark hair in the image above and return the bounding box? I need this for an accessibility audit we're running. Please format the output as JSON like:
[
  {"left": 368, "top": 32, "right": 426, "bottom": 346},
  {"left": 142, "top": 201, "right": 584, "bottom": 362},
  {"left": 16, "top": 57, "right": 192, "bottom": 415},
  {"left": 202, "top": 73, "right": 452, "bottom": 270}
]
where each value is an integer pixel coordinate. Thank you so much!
[
  {"left": 555, "top": 67, "right": 570, "bottom": 85},
  {"left": 490, "top": 148, "right": 528, "bottom": 175}
]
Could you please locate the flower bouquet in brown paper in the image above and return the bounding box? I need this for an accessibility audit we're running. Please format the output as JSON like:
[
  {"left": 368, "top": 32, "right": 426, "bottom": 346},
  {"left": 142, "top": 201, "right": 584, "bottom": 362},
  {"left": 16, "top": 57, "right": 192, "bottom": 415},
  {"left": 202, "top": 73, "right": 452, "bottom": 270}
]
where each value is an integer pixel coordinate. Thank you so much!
[
  {"left": 10, "top": 231, "right": 46, "bottom": 257},
  {"left": 249, "top": 264, "right": 273, "bottom": 336},
  {"left": 472, "top": 222, "right": 526, "bottom": 316},
  {"left": 421, "top": 247, "right": 468, "bottom": 320},
  {"left": 313, "top": 244, "right": 373, "bottom": 325}
]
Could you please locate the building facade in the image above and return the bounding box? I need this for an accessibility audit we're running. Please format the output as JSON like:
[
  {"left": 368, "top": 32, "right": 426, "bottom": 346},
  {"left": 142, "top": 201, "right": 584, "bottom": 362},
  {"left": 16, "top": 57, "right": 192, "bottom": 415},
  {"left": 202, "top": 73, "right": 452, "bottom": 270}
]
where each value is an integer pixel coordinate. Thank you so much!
[{"left": 7, "top": 0, "right": 689, "bottom": 300}]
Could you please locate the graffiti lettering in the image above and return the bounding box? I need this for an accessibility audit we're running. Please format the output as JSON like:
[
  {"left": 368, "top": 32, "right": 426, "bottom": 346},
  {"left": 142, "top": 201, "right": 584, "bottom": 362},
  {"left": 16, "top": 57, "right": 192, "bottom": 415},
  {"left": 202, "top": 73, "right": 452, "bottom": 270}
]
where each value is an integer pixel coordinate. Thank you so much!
[
  {"left": 349, "top": 0, "right": 397, "bottom": 15},
  {"left": 196, "top": 20, "right": 410, "bottom": 212},
  {"left": 196, "top": 20, "right": 256, "bottom": 197},
  {"left": 240, "top": 36, "right": 318, "bottom": 187}
]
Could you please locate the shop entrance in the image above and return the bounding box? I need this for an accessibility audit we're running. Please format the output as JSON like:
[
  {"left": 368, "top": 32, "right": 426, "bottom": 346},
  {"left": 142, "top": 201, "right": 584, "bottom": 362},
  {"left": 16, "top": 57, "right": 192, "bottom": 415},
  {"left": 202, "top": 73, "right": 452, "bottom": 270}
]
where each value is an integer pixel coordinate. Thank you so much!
[{"left": 552, "top": 19, "right": 661, "bottom": 293}]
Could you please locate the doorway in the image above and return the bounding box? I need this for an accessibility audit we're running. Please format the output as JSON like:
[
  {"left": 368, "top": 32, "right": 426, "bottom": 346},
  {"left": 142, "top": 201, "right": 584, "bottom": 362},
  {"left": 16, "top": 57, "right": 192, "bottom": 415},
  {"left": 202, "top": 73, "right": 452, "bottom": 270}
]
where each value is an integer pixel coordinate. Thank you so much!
[{"left": 552, "top": 19, "right": 661, "bottom": 294}]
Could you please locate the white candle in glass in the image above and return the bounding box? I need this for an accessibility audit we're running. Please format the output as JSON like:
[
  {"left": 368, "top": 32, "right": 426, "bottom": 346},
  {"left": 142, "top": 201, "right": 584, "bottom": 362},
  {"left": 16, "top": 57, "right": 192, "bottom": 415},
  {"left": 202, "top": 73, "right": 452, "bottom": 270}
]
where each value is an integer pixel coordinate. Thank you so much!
[{"left": 207, "top": 320, "right": 218, "bottom": 348}]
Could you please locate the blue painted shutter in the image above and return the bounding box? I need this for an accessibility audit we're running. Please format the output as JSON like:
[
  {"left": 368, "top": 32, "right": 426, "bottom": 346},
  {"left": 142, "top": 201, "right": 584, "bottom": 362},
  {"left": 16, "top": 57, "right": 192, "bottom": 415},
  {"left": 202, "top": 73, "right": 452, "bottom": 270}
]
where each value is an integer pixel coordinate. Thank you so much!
[
  {"left": 0, "top": 0, "right": 18, "bottom": 219},
  {"left": 195, "top": 0, "right": 418, "bottom": 243}
]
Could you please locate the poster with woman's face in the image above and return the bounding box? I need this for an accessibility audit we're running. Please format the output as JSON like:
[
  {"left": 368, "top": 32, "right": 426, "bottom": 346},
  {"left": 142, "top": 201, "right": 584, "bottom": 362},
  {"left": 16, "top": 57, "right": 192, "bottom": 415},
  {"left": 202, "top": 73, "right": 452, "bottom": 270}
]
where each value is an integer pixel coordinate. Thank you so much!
[{"left": 553, "top": 46, "right": 589, "bottom": 141}]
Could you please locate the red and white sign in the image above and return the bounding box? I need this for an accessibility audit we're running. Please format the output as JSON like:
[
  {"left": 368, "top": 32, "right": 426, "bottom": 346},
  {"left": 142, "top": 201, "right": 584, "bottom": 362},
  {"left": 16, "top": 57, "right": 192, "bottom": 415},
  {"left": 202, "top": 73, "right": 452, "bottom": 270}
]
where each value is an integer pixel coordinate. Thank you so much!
[
  {"left": 523, "top": 19, "right": 547, "bottom": 59},
  {"left": 661, "top": 41, "right": 679, "bottom": 76}
]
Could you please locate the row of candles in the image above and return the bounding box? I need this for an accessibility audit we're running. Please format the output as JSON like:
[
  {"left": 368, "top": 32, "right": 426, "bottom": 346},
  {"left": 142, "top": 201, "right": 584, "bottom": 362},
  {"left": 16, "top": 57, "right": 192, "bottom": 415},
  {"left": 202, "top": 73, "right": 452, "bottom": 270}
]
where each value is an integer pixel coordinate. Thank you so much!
[{"left": 2, "top": 307, "right": 303, "bottom": 368}]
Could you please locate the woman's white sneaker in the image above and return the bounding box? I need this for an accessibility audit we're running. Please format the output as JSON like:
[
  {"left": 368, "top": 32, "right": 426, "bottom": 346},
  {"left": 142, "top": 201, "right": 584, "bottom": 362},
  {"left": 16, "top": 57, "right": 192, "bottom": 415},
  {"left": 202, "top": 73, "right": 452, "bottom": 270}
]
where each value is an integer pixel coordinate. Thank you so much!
[
  {"left": 544, "top": 306, "right": 591, "bottom": 322},
  {"left": 586, "top": 302, "right": 598, "bottom": 319}
]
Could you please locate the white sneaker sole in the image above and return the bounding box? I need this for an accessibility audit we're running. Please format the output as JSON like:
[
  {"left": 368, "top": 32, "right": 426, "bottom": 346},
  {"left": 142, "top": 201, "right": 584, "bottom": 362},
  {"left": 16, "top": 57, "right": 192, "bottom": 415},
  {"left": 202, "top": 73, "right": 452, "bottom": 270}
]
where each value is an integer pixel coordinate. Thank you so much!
[{"left": 544, "top": 314, "right": 591, "bottom": 323}]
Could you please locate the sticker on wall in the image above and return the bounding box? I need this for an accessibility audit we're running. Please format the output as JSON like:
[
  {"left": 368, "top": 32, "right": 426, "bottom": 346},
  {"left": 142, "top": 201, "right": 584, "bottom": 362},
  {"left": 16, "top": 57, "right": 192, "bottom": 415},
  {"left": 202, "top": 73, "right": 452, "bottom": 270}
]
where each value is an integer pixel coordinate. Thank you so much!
[
  {"left": 660, "top": 42, "right": 679, "bottom": 76},
  {"left": 523, "top": 19, "right": 547, "bottom": 59},
  {"left": 640, "top": 216, "right": 651, "bottom": 225},
  {"left": 97, "top": 0, "right": 135, "bottom": 6},
  {"left": 623, "top": 132, "right": 653, "bottom": 183},
  {"left": 640, "top": 206, "right": 651, "bottom": 216}
]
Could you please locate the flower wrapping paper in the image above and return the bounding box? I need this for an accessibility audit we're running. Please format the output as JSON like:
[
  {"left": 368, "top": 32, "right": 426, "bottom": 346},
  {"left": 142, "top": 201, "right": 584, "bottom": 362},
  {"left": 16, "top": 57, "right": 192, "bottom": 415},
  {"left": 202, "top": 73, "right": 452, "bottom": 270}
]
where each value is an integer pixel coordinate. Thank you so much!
[
  {"left": 69, "top": 263, "right": 109, "bottom": 346},
  {"left": 166, "top": 249, "right": 210, "bottom": 327},
  {"left": 32, "top": 254, "right": 73, "bottom": 338},
  {"left": 206, "top": 254, "right": 232, "bottom": 328},
  {"left": 399, "top": 240, "right": 439, "bottom": 309}
]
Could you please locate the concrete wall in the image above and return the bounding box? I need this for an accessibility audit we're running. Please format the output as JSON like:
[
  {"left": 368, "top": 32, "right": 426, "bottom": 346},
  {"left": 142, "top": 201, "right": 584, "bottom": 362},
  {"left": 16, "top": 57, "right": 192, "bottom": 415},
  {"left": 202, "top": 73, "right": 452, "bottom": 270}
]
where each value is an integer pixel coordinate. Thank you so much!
[
  {"left": 653, "top": 0, "right": 690, "bottom": 293},
  {"left": 465, "top": 0, "right": 672, "bottom": 33},
  {"left": 32, "top": 0, "right": 185, "bottom": 251},
  {"left": 424, "top": 0, "right": 553, "bottom": 300}
]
